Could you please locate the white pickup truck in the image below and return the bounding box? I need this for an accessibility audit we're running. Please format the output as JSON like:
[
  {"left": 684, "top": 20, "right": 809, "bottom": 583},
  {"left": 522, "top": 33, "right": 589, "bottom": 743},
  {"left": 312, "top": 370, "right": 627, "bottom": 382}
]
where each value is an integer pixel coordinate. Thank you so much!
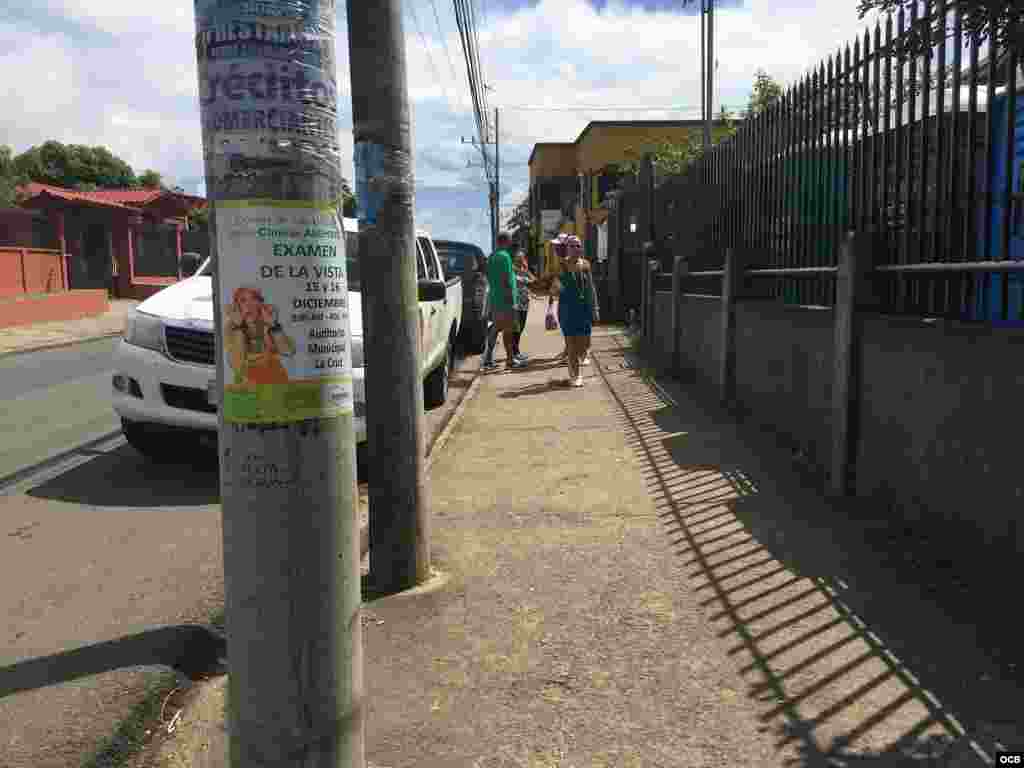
[{"left": 111, "top": 219, "right": 462, "bottom": 461}]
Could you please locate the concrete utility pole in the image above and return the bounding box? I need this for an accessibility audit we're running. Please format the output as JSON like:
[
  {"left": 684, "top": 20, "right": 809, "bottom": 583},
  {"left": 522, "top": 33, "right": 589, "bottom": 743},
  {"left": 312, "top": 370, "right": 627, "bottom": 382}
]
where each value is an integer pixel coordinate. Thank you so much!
[
  {"left": 494, "top": 107, "right": 500, "bottom": 242},
  {"left": 348, "top": 0, "right": 431, "bottom": 593},
  {"left": 461, "top": 132, "right": 498, "bottom": 252},
  {"left": 705, "top": 0, "right": 714, "bottom": 148},
  {"left": 700, "top": 0, "right": 705, "bottom": 145},
  {"left": 194, "top": 0, "right": 364, "bottom": 764}
]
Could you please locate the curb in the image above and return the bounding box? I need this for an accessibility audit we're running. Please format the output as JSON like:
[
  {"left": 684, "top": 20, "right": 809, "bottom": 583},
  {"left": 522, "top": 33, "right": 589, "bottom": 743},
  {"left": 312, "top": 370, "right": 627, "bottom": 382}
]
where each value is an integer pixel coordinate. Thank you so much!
[
  {"left": 360, "top": 356, "right": 483, "bottom": 554},
  {"left": 0, "top": 428, "right": 126, "bottom": 495},
  {"left": 0, "top": 331, "right": 123, "bottom": 359},
  {"left": 425, "top": 371, "right": 482, "bottom": 474}
]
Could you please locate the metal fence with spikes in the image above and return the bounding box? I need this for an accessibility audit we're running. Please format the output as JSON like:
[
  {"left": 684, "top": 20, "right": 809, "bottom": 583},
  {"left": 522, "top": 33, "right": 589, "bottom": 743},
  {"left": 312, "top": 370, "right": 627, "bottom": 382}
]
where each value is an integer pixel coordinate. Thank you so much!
[{"left": 617, "top": 1, "right": 1023, "bottom": 322}]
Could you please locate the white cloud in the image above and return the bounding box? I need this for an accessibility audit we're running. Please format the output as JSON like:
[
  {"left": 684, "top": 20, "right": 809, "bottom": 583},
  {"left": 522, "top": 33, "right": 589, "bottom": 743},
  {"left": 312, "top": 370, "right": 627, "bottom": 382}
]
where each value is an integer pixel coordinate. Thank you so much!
[{"left": 2, "top": 0, "right": 885, "bottom": 248}]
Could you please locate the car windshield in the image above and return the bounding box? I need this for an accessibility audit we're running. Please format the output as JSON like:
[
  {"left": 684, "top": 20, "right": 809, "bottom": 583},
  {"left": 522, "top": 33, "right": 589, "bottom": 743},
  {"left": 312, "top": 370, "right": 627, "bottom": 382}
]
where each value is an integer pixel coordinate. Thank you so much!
[{"left": 435, "top": 242, "right": 482, "bottom": 276}]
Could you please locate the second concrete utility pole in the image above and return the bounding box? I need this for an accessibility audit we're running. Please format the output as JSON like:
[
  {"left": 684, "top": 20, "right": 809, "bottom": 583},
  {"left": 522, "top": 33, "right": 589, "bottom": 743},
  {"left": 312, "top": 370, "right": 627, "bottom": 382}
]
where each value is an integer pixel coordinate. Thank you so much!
[{"left": 348, "top": 0, "right": 431, "bottom": 594}]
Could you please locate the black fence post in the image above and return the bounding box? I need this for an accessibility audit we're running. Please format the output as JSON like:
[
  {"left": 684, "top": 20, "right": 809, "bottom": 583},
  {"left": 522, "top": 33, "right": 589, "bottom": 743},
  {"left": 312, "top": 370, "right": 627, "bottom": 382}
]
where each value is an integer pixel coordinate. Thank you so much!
[
  {"left": 642, "top": 242, "right": 658, "bottom": 343},
  {"left": 607, "top": 193, "right": 622, "bottom": 321},
  {"left": 830, "top": 231, "right": 876, "bottom": 496},
  {"left": 671, "top": 251, "right": 689, "bottom": 375},
  {"left": 719, "top": 246, "right": 747, "bottom": 407}
]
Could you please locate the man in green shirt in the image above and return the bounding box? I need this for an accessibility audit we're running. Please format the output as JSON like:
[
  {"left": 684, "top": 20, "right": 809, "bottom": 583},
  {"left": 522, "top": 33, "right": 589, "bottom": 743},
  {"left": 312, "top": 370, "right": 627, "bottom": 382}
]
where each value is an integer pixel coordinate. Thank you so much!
[{"left": 482, "top": 232, "right": 525, "bottom": 371}]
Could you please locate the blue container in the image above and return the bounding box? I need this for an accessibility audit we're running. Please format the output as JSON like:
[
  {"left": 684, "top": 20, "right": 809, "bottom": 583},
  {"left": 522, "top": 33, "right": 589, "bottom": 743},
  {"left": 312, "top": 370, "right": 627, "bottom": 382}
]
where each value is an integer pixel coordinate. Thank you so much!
[{"left": 971, "top": 84, "right": 1024, "bottom": 321}]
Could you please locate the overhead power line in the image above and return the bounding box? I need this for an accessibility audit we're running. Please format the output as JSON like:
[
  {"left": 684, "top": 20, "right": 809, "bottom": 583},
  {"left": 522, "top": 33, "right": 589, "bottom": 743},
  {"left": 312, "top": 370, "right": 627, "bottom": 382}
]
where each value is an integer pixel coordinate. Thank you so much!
[
  {"left": 453, "top": 0, "right": 494, "bottom": 182},
  {"left": 428, "top": 0, "right": 462, "bottom": 93},
  {"left": 407, "top": 1, "right": 458, "bottom": 112}
]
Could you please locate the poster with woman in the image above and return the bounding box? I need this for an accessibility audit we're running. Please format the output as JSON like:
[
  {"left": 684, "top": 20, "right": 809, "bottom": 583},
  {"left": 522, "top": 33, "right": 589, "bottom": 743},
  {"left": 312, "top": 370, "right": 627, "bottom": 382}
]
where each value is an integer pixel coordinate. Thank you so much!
[{"left": 216, "top": 199, "right": 353, "bottom": 424}]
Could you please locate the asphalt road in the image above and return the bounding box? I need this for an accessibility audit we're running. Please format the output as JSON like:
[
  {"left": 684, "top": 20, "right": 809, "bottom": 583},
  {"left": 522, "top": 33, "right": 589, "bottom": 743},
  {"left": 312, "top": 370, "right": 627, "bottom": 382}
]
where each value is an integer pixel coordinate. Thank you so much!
[
  {"left": 0, "top": 338, "right": 480, "bottom": 767},
  {"left": 0, "top": 338, "right": 121, "bottom": 482}
]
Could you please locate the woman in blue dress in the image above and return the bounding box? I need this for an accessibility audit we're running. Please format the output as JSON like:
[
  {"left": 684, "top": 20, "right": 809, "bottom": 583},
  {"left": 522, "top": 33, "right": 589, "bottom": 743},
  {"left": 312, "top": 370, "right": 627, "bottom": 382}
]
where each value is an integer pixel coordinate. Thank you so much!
[{"left": 554, "top": 236, "right": 599, "bottom": 387}]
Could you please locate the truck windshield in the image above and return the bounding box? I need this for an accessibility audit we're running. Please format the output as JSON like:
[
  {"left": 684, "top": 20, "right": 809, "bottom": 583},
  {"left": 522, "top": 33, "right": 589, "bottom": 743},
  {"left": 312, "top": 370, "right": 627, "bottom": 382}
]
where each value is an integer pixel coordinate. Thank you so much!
[{"left": 435, "top": 242, "right": 483, "bottom": 277}]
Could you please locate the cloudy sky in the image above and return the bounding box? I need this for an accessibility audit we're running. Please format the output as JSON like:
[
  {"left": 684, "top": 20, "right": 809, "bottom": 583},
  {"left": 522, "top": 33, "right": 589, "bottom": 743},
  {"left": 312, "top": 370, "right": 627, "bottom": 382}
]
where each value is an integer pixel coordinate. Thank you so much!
[{"left": 1, "top": 0, "right": 879, "bottom": 252}]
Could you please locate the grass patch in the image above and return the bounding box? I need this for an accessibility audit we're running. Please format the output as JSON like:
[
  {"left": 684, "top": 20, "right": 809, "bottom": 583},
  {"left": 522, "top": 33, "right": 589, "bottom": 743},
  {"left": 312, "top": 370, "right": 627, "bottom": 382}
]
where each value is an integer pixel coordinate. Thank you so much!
[
  {"left": 208, "top": 607, "right": 225, "bottom": 633},
  {"left": 80, "top": 671, "right": 180, "bottom": 768},
  {"left": 81, "top": 610, "right": 226, "bottom": 768},
  {"left": 622, "top": 331, "right": 658, "bottom": 380}
]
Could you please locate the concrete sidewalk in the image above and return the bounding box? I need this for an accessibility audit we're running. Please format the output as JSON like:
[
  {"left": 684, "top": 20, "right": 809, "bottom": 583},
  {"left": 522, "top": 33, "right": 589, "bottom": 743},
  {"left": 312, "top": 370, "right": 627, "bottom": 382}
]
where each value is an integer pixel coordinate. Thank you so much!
[
  {"left": 153, "top": 306, "right": 1021, "bottom": 768},
  {"left": 0, "top": 299, "right": 136, "bottom": 357}
]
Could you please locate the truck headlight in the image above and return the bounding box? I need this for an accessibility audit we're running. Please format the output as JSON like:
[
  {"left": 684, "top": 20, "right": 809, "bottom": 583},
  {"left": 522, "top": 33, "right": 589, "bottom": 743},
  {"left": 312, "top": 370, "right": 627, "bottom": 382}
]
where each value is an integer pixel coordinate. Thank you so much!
[
  {"left": 124, "top": 311, "right": 165, "bottom": 353},
  {"left": 350, "top": 335, "right": 364, "bottom": 369}
]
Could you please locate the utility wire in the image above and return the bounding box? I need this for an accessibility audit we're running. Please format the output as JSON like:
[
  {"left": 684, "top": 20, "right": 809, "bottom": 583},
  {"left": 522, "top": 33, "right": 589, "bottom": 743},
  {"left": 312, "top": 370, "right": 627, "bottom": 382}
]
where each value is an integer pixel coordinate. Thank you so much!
[
  {"left": 454, "top": 0, "right": 486, "bottom": 156},
  {"left": 454, "top": 1, "right": 487, "bottom": 168},
  {"left": 453, "top": 0, "right": 494, "bottom": 182},
  {"left": 424, "top": 0, "right": 485, "bottom": 185},
  {"left": 407, "top": 1, "right": 458, "bottom": 113},
  {"left": 469, "top": 0, "right": 491, "bottom": 140},
  {"left": 428, "top": 0, "right": 462, "bottom": 94}
]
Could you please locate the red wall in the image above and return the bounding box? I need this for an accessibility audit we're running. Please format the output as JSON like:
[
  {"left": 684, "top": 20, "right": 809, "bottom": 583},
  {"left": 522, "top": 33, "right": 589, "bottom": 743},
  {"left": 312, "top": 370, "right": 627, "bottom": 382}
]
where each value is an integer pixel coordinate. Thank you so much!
[
  {"left": 0, "top": 247, "right": 68, "bottom": 298},
  {"left": 0, "top": 289, "right": 109, "bottom": 329},
  {"left": 0, "top": 209, "right": 42, "bottom": 248}
]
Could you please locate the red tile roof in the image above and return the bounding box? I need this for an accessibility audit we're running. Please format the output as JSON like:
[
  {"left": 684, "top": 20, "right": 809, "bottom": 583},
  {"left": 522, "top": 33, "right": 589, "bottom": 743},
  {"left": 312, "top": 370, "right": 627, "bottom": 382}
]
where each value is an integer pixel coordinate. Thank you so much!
[
  {"left": 87, "top": 188, "right": 165, "bottom": 205},
  {"left": 19, "top": 183, "right": 207, "bottom": 212},
  {"left": 22, "top": 182, "right": 136, "bottom": 210}
]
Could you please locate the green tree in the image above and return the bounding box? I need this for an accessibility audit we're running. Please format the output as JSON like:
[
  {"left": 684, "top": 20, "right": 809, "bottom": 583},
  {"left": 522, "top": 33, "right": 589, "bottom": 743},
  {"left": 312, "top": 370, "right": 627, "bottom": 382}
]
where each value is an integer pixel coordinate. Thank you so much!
[
  {"left": 506, "top": 197, "right": 532, "bottom": 254},
  {"left": 856, "top": 1, "right": 1023, "bottom": 61},
  {"left": 189, "top": 205, "right": 210, "bottom": 230},
  {"left": 747, "top": 69, "right": 783, "bottom": 117},
  {"left": 335, "top": 178, "right": 356, "bottom": 218},
  {"left": 138, "top": 169, "right": 164, "bottom": 189},
  {"left": 0, "top": 145, "right": 29, "bottom": 207},
  {"left": 616, "top": 133, "right": 705, "bottom": 176},
  {"left": 12, "top": 141, "right": 138, "bottom": 190}
]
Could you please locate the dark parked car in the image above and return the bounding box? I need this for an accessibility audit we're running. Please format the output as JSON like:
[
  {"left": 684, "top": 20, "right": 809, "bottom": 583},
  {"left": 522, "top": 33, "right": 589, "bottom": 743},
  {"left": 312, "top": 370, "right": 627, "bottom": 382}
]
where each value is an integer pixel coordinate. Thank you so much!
[{"left": 434, "top": 239, "right": 490, "bottom": 352}]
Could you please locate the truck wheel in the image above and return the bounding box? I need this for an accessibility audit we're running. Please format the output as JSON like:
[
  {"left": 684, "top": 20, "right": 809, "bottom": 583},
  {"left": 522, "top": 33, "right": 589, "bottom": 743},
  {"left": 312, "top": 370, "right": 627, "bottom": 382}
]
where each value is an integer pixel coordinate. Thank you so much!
[
  {"left": 356, "top": 441, "right": 368, "bottom": 480},
  {"left": 424, "top": 343, "right": 451, "bottom": 409},
  {"left": 121, "top": 419, "right": 178, "bottom": 462},
  {"left": 470, "top": 321, "right": 487, "bottom": 354}
]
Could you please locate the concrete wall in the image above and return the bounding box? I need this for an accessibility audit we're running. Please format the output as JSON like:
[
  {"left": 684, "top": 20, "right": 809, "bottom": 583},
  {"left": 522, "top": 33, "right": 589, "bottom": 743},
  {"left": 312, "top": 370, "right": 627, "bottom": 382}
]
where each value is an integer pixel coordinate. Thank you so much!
[
  {"left": 576, "top": 125, "right": 707, "bottom": 173},
  {"left": 0, "top": 289, "right": 108, "bottom": 328},
  {"left": 733, "top": 302, "right": 835, "bottom": 472},
  {"left": 652, "top": 292, "right": 674, "bottom": 362},
  {"left": 856, "top": 315, "right": 1024, "bottom": 551},
  {"left": 676, "top": 295, "right": 723, "bottom": 393},
  {"left": 529, "top": 145, "right": 577, "bottom": 182},
  {"left": 0, "top": 247, "right": 67, "bottom": 298},
  {"left": 646, "top": 281, "right": 1024, "bottom": 553}
]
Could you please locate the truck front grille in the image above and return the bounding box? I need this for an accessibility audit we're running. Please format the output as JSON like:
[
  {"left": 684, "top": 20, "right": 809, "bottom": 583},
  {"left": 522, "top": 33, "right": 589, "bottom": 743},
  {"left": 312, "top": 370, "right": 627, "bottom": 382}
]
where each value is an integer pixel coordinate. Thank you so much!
[
  {"left": 161, "top": 384, "right": 217, "bottom": 414},
  {"left": 165, "top": 325, "right": 215, "bottom": 366}
]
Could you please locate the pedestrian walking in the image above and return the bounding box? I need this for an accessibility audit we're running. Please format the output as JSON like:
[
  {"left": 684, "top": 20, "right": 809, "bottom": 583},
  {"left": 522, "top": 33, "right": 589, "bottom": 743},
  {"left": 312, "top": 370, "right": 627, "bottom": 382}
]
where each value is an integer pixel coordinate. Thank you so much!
[
  {"left": 544, "top": 235, "right": 570, "bottom": 363},
  {"left": 483, "top": 231, "right": 525, "bottom": 372},
  {"left": 552, "top": 235, "right": 599, "bottom": 387},
  {"left": 511, "top": 250, "right": 536, "bottom": 363}
]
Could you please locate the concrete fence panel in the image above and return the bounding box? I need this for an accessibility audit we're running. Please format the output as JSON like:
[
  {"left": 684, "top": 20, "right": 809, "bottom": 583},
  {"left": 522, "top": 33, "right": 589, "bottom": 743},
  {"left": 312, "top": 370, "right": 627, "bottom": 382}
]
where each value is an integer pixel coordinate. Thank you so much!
[
  {"left": 733, "top": 302, "right": 835, "bottom": 474},
  {"left": 856, "top": 316, "right": 1024, "bottom": 552},
  {"left": 652, "top": 292, "right": 674, "bottom": 362},
  {"left": 676, "top": 295, "right": 723, "bottom": 394}
]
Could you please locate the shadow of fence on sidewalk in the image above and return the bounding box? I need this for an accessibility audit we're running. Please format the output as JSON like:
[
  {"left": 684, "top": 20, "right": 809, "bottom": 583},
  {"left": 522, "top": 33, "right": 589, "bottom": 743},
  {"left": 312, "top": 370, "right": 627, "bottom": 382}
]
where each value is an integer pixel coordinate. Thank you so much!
[{"left": 592, "top": 336, "right": 1015, "bottom": 767}]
